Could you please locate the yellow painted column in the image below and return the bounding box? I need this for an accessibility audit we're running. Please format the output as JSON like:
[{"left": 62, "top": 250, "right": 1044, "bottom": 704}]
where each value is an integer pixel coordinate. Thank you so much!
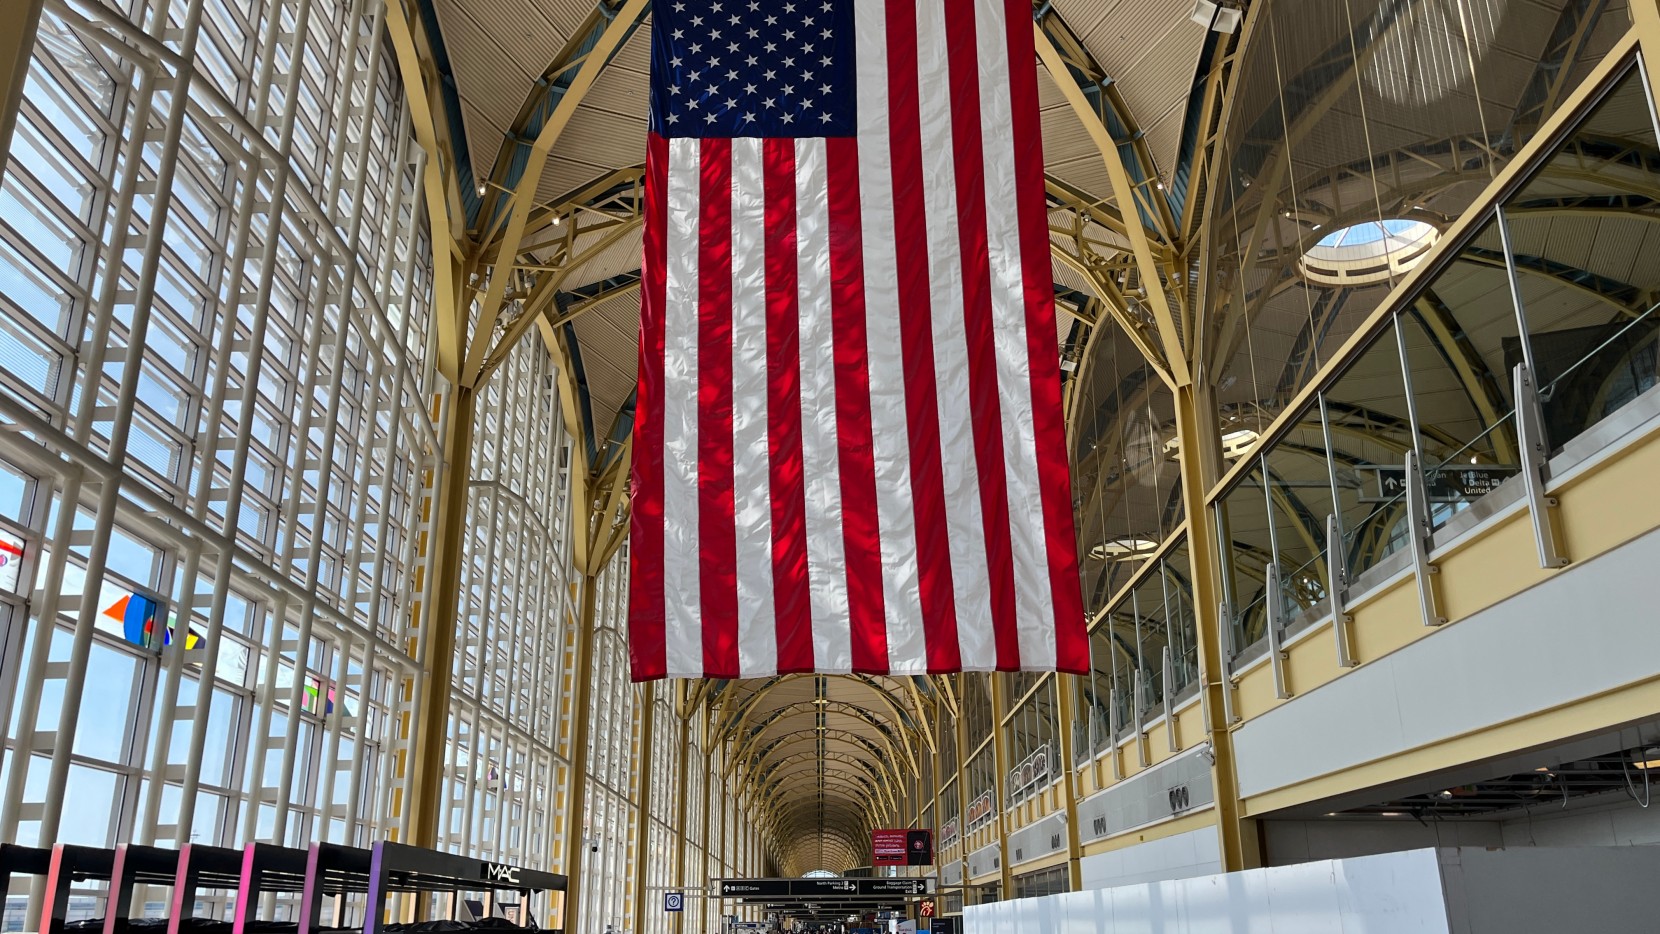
[
  {"left": 630, "top": 682, "right": 657, "bottom": 930},
  {"left": 1054, "top": 676, "right": 1085, "bottom": 890},
  {"left": 1173, "top": 381, "right": 1259, "bottom": 871},
  {"left": 406, "top": 385, "right": 476, "bottom": 848},
  {"left": 1634, "top": 0, "right": 1660, "bottom": 107},
  {"left": 0, "top": 0, "right": 44, "bottom": 181},
  {"left": 930, "top": 702, "right": 943, "bottom": 879},
  {"left": 952, "top": 684, "right": 971, "bottom": 908},
  {"left": 988, "top": 677, "right": 1014, "bottom": 899},
  {"left": 672, "top": 706, "right": 690, "bottom": 934},
  {"left": 697, "top": 710, "right": 713, "bottom": 933},
  {"left": 558, "top": 568, "right": 603, "bottom": 933}
]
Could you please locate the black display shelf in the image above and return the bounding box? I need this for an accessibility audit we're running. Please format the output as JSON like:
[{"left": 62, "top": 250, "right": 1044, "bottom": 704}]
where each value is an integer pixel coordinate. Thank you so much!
[
  {"left": 232, "top": 843, "right": 313, "bottom": 934},
  {"left": 167, "top": 844, "right": 258, "bottom": 934},
  {"left": 297, "top": 842, "right": 565, "bottom": 934},
  {"left": 19, "top": 840, "right": 562, "bottom": 934},
  {"left": 360, "top": 842, "right": 563, "bottom": 934},
  {"left": 40, "top": 844, "right": 181, "bottom": 934},
  {"left": 0, "top": 843, "right": 51, "bottom": 905}
]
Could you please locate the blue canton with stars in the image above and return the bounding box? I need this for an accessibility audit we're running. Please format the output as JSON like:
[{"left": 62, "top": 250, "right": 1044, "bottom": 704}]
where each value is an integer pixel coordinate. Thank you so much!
[{"left": 649, "top": 0, "right": 856, "bottom": 138}]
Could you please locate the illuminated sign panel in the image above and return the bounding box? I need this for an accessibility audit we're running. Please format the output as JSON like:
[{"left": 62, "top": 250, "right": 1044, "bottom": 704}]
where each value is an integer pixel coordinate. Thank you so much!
[{"left": 873, "top": 829, "right": 933, "bottom": 867}]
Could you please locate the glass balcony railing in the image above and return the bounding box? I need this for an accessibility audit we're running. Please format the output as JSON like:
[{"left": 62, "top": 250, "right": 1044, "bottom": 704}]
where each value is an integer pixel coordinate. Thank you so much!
[
  {"left": 1076, "top": 538, "right": 1198, "bottom": 763},
  {"left": 1210, "top": 57, "right": 1660, "bottom": 661}
]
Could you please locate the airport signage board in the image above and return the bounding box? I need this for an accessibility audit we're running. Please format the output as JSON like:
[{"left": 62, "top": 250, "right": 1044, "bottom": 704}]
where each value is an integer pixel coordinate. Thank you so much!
[
  {"left": 719, "top": 878, "right": 931, "bottom": 899},
  {"left": 873, "top": 829, "right": 934, "bottom": 866}
]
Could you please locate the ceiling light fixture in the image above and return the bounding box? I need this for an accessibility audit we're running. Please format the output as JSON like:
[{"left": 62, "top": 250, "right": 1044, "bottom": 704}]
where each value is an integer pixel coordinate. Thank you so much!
[
  {"left": 1087, "top": 537, "right": 1160, "bottom": 562},
  {"left": 1188, "top": 0, "right": 1242, "bottom": 32},
  {"left": 1163, "top": 427, "right": 1260, "bottom": 460}
]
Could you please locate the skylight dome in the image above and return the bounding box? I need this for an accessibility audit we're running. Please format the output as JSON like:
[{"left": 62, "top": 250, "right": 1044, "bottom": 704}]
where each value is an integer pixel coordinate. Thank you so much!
[{"left": 1299, "top": 218, "right": 1440, "bottom": 286}]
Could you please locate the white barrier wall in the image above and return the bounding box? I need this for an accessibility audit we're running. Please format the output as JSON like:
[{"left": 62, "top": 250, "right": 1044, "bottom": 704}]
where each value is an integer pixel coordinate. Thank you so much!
[
  {"left": 964, "top": 846, "right": 1660, "bottom": 933},
  {"left": 1077, "top": 825, "right": 1221, "bottom": 891}
]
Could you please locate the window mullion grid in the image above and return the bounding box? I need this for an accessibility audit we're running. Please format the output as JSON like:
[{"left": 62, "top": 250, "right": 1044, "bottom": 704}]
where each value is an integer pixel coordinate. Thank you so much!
[{"left": 0, "top": 0, "right": 209, "bottom": 861}]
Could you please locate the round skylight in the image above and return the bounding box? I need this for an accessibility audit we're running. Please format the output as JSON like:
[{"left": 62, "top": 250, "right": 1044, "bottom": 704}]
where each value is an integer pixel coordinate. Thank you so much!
[
  {"left": 1299, "top": 218, "right": 1440, "bottom": 287},
  {"left": 1087, "top": 538, "right": 1160, "bottom": 562}
]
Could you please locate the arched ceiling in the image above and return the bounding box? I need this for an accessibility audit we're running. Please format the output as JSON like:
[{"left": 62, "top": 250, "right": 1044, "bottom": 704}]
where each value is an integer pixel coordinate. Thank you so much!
[
  {"left": 404, "top": 0, "right": 1224, "bottom": 452},
  {"left": 696, "top": 673, "right": 945, "bottom": 876}
]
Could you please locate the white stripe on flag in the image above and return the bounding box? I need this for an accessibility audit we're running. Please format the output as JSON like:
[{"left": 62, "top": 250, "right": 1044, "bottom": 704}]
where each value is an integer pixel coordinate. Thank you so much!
[
  {"left": 854, "top": 0, "right": 924, "bottom": 670},
  {"left": 730, "top": 138, "right": 777, "bottom": 677},
  {"left": 976, "top": 0, "right": 1057, "bottom": 669},
  {"left": 915, "top": 0, "right": 994, "bottom": 669},
  {"left": 795, "top": 137, "right": 851, "bottom": 673},
  {"left": 662, "top": 136, "right": 703, "bottom": 677}
]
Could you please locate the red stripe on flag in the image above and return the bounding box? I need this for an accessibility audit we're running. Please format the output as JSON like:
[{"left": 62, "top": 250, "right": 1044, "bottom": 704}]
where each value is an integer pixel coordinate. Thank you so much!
[
  {"left": 629, "top": 131, "right": 670, "bottom": 682},
  {"left": 885, "top": 0, "right": 960, "bottom": 673},
  {"left": 1005, "top": 0, "right": 1087, "bottom": 671},
  {"left": 764, "top": 139, "right": 814, "bottom": 674},
  {"left": 698, "top": 138, "right": 739, "bottom": 679},
  {"left": 825, "top": 136, "right": 888, "bottom": 673},
  {"left": 944, "top": 0, "right": 1021, "bottom": 671}
]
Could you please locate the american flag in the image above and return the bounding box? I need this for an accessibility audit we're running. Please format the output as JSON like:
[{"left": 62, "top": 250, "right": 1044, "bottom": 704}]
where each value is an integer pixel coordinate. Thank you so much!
[{"left": 628, "top": 0, "right": 1087, "bottom": 680}]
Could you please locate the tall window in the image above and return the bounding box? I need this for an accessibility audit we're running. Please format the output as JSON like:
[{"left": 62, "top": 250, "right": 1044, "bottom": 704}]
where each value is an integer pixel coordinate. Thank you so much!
[{"left": 0, "top": 0, "right": 434, "bottom": 918}]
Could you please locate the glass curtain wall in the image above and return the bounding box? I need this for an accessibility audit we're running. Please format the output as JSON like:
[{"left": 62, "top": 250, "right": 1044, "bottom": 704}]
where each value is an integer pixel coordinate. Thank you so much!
[
  {"left": 638, "top": 690, "right": 680, "bottom": 934},
  {"left": 1197, "top": 0, "right": 1631, "bottom": 654},
  {"left": 436, "top": 336, "right": 571, "bottom": 873},
  {"left": 0, "top": 0, "right": 436, "bottom": 921},
  {"left": 578, "top": 562, "right": 637, "bottom": 934},
  {"left": 1070, "top": 329, "right": 1182, "bottom": 621},
  {"left": 1204, "top": 0, "right": 1630, "bottom": 438},
  {"left": 1210, "top": 44, "right": 1660, "bottom": 658}
]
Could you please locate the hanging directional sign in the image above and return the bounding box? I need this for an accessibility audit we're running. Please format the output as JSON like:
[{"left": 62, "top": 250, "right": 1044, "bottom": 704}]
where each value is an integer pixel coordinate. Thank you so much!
[
  {"left": 1357, "top": 464, "right": 1513, "bottom": 503},
  {"left": 663, "top": 892, "right": 684, "bottom": 912},
  {"left": 718, "top": 878, "right": 931, "bottom": 899}
]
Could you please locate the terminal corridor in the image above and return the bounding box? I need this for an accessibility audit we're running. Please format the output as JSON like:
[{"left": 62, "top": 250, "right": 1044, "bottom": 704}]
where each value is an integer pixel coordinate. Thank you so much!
[{"left": 1, "top": 0, "right": 1659, "bottom": 931}]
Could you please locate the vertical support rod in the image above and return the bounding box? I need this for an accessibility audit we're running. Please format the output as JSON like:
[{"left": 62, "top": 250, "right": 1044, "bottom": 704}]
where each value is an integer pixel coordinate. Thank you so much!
[
  {"left": 630, "top": 682, "right": 657, "bottom": 930},
  {"left": 1326, "top": 515, "right": 1355, "bottom": 668},
  {"left": 1162, "top": 647, "right": 1178, "bottom": 752},
  {"left": 1494, "top": 206, "right": 1539, "bottom": 383},
  {"left": 0, "top": 0, "right": 44, "bottom": 182},
  {"left": 1404, "top": 450, "right": 1447, "bottom": 627},
  {"left": 406, "top": 385, "right": 477, "bottom": 846},
  {"left": 1264, "top": 564, "right": 1290, "bottom": 700},
  {"left": 1513, "top": 363, "right": 1569, "bottom": 569},
  {"left": 1173, "top": 381, "right": 1258, "bottom": 872}
]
